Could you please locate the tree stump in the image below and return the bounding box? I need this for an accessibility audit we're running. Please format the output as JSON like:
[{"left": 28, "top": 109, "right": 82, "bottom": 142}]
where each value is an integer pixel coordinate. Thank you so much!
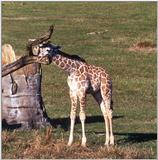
[{"left": 2, "top": 62, "right": 50, "bottom": 129}]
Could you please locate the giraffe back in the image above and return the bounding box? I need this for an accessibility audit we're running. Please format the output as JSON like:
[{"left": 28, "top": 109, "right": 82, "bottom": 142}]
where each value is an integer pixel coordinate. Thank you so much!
[{"left": 86, "top": 64, "right": 110, "bottom": 92}]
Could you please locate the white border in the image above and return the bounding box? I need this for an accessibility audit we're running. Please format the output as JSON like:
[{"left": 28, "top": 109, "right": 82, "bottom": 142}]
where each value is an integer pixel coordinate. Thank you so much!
[
  {"left": 157, "top": 2, "right": 158, "bottom": 160},
  {"left": 1, "top": 1, "right": 157, "bottom": 160},
  {"left": 0, "top": 1, "right": 2, "bottom": 160},
  {"left": 1, "top": 0, "right": 158, "bottom": 2}
]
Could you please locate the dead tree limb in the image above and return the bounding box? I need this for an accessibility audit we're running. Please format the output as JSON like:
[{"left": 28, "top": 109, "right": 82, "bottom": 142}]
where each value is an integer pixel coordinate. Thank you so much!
[
  {"left": 27, "top": 25, "right": 54, "bottom": 55},
  {"left": 2, "top": 55, "right": 51, "bottom": 77}
]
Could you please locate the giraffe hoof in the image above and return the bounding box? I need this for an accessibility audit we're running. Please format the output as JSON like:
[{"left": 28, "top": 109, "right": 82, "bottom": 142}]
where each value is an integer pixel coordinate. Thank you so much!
[
  {"left": 110, "top": 136, "right": 114, "bottom": 145},
  {"left": 67, "top": 143, "right": 72, "bottom": 146},
  {"left": 104, "top": 142, "right": 110, "bottom": 146},
  {"left": 110, "top": 142, "right": 114, "bottom": 146},
  {"left": 81, "top": 137, "right": 87, "bottom": 147},
  {"left": 67, "top": 137, "right": 73, "bottom": 146},
  {"left": 81, "top": 143, "right": 86, "bottom": 147}
]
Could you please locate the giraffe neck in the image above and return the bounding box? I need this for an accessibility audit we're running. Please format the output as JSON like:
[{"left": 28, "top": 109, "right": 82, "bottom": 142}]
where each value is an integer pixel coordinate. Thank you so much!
[{"left": 51, "top": 50, "right": 86, "bottom": 73}]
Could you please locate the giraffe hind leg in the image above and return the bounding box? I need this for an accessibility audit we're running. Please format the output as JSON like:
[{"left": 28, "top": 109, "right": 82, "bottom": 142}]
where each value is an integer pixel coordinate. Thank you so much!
[
  {"left": 92, "top": 90, "right": 113, "bottom": 145},
  {"left": 100, "top": 87, "right": 114, "bottom": 145},
  {"left": 104, "top": 99, "right": 114, "bottom": 145}
]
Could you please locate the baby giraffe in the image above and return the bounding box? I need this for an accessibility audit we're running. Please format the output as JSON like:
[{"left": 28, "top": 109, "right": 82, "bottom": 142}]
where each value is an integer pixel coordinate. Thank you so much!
[{"left": 37, "top": 42, "right": 114, "bottom": 147}]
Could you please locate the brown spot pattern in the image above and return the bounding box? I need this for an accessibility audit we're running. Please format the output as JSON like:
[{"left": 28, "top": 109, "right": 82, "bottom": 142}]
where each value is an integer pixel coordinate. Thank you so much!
[{"left": 60, "top": 62, "right": 65, "bottom": 68}]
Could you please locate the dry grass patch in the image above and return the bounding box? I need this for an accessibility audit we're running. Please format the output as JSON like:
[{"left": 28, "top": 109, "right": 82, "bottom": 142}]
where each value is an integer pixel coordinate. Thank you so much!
[
  {"left": 2, "top": 128, "right": 154, "bottom": 159},
  {"left": 2, "top": 130, "right": 16, "bottom": 147},
  {"left": 129, "top": 41, "right": 156, "bottom": 53}
]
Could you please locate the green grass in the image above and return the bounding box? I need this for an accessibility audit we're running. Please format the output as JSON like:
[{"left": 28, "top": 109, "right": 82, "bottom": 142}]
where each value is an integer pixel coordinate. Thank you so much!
[{"left": 2, "top": 2, "right": 157, "bottom": 159}]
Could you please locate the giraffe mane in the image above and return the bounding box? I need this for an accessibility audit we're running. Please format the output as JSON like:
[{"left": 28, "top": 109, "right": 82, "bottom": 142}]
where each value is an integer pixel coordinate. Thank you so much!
[{"left": 58, "top": 51, "right": 86, "bottom": 63}]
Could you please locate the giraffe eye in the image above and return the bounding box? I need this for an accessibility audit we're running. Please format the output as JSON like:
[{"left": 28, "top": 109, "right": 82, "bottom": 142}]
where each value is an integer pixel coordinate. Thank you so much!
[{"left": 46, "top": 47, "right": 51, "bottom": 51}]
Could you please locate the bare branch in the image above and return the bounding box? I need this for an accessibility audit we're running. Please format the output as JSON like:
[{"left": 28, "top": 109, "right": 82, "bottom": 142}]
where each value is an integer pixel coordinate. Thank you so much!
[
  {"left": 2, "top": 55, "right": 51, "bottom": 77},
  {"left": 26, "top": 25, "right": 54, "bottom": 55},
  {"left": 27, "top": 25, "right": 54, "bottom": 48}
]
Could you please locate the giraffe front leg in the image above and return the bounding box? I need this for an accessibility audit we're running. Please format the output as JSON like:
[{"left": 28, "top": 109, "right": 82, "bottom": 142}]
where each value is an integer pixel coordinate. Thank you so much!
[
  {"left": 79, "top": 94, "right": 87, "bottom": 147},
  {"left": 67, "top": 90, "right": 77, "bottom": 146}
]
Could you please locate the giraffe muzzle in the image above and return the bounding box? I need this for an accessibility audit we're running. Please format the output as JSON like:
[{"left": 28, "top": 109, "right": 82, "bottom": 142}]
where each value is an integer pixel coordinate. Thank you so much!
[{"left": 38, "top": 54, "right": 52, "bottom": 65}]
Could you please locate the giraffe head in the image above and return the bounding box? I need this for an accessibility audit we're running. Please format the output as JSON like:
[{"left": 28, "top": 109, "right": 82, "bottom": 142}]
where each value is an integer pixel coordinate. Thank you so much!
[{"left": 37, "top": 42, "right": 61, "bottom": 58}]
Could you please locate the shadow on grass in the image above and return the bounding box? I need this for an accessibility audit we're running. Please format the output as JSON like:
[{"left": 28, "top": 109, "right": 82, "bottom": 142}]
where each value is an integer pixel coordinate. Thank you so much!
[
  {"left": 48, "top": 115, "right": 124, "bottom": 131},
  {"left": 49, "top": 115, "right": 157, "bottom": 144},
  {"left": 117, "top": 132, "right": 157, "bottom": 144},
  {"left": 2, "top": 115, "right": 123, "bottom": 131},
  {"left": 94, "top": 131, "right": 157, "bottom": 144}
]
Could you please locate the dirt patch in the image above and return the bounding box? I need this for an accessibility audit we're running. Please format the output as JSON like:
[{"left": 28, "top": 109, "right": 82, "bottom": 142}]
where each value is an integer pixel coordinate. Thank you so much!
[{"left": 129, "top": 41, "right": 156, "bottom": 53}]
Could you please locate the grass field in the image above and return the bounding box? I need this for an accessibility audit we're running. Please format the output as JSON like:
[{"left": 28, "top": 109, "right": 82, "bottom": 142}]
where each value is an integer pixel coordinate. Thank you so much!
[{"left": 2, "top": 2, "right": 157, "bottom": 159}]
